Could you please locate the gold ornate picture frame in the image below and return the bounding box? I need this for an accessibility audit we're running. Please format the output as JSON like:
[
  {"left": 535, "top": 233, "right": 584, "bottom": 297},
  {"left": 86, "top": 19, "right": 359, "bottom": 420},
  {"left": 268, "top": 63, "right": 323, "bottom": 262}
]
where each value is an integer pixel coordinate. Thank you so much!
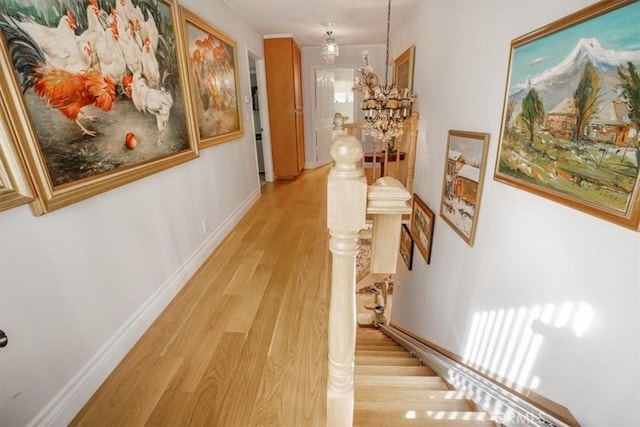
[
  {"left": 0, "top": 99, "right": 36, "bottom": 212},
  {"left": 393, "top": 45, "right": 415, "bottom": 94},
  {"left": 494, "top": 0, "right": 640, "bottom": 230},
  {"left": 440, "top": 130, "right": 490, "bottom": 246},
  {"left": 182, "top": 7, "right": 244, "bottom": 148},
  {"left": 399, "top": 223, "right": 414, "bottom": 270},
  {"left": 0, "top": 0, "right": 198, "bottom": 214},
  {"left": 410, "top": 194, "right": 435, "bottom": 264}
]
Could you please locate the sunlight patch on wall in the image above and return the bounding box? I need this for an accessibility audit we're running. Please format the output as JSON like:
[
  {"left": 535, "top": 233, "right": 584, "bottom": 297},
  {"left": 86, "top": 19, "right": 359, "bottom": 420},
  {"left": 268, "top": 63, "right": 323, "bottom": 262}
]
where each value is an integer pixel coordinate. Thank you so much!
[{"left": 461, "top": 301, "right": 594, "bottom": 391}]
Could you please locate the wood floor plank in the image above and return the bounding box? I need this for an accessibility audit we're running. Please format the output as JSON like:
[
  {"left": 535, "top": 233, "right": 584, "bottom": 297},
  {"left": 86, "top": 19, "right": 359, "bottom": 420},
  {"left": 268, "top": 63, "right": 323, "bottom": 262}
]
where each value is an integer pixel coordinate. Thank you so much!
[
  {"left": 213, "top": 220, "right": 307, "bottom": 425},
  {"left": 222, "top": 249, "right": 265, "bottom": 295},
  {"left": 72, "top": 355, "right": 182, "bottom": 426},
  {"left": 71, "top": 168, "right": 331, "bottom": 426},
  {"left": 183, "top": 331, "right": 248, "bottom": 424},
  {"left": 282, "top": 296, "right": 328, "bottom": 426},
  {"left": 168, "top": 295, "right": 241, "bottom": 393}
]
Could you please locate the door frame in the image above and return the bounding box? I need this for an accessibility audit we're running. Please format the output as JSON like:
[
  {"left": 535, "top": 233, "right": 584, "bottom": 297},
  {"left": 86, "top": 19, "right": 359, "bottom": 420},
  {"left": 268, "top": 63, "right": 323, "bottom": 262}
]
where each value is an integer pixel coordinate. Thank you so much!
[
  {"left": 248, "top": 48, "right": 274, "bottom": 182},
  {"left": 309, "top": 66, "right": 356, "bottom": 168}
]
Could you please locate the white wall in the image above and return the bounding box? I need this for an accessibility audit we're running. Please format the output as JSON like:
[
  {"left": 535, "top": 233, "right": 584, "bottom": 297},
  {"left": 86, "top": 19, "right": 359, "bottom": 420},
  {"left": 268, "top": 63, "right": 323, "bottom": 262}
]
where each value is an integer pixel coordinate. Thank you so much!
[
  {"left": 0, "top": 2, "right": 264, "bottom": 425},
  {"left": 301, "top": 44, "right": 386, "bottom": 169},
  {"left": 390, "top": 1, "right": 640, "bottom": 426}
]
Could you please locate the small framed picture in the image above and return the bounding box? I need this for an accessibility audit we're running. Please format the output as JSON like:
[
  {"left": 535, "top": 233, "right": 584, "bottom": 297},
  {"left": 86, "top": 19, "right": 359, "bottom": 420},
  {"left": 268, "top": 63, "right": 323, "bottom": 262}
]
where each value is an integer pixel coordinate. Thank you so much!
[
  {"left": 399, "top": 223, "right": 414, "bottom": 270},
  {"left": 440, "top": 130, "right": 490, "bottom": 246},
  {"left": 410, "top": 194, "right": 435, "bottom": 264},
  {"left": 393, "top": 45, "right": 415, "bottom": 94}
]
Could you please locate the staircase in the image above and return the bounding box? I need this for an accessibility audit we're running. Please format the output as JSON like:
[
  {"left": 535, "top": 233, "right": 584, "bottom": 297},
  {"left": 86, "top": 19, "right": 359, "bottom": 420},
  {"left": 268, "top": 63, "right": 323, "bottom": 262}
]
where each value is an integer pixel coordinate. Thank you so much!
[{"left": 353, "top": 326, "right": 496, "bottom": 426}]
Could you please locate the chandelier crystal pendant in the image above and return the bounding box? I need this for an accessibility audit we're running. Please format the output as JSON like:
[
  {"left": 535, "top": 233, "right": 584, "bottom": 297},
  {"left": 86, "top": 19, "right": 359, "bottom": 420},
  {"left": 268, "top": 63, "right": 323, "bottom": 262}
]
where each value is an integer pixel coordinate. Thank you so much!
[
  {"left": 321, "top": 30, "right": 339, "bottom": 64},
  {"left": 354, "top": 0, "right": 414, "bottom": 147}
]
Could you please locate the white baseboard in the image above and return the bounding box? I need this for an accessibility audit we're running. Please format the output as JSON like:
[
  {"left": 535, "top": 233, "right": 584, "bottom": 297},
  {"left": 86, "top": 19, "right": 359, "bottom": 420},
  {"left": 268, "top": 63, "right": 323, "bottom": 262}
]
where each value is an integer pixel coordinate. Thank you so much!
[{"left": 29, "top": 188, "right": 261, "bottom": 427}]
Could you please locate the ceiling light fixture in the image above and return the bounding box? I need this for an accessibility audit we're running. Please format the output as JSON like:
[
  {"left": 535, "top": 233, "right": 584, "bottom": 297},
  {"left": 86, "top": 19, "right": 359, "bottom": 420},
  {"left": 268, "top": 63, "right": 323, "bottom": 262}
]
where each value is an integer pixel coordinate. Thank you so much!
[
  {"left": 321, "top": 30, "right": 339, "bottom": 64},
  {"left": 354, "top": 0, "right": 414, "bottom": 148}
]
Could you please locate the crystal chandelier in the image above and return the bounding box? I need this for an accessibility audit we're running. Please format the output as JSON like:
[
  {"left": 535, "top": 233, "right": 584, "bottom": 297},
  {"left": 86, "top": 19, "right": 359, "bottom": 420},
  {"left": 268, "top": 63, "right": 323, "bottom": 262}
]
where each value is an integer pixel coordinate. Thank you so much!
[
  {"left": 354, "top": 0, "right": 414, "bottom": 145},
  {"left": 321, "top": 30, "right": 339, "bottom": 64}
]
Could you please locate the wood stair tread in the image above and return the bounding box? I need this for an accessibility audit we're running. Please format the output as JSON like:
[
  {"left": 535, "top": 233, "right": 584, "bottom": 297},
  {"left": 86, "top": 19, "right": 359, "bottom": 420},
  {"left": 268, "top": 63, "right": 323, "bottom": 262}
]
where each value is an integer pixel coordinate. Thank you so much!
[
  {"left": 355, "top": 350, "right": 412, "bottom": 357},
  {"left": 354, "top": 365, "right": 437, "bottom": 376},
  {"left": 356, "top": 344, "right": 405, "bottom": 351},
  {"left": 356, "top": 333, "right": 392, "bottom": 341},
  {"left": 355, "top": 375, "right": 448, "bottom": 388},
  {"left": 355, "top": 389, "right": 474, "bottom": 405},
  {"left": 353, "top": 328, "right": 495, "bottom": 425},
  {"left": 355, "top": 356, "right": 421, "bottom": 366},
  {"left": 353, "top": 406, "right": 496, "bottom": 426}
]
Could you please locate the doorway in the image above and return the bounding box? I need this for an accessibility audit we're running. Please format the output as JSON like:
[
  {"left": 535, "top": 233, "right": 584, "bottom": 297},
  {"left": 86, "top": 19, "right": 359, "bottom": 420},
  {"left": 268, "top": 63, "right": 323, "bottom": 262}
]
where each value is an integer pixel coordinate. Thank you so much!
[
  {"left": 314, "top": 67, "right": 355, "bottom": 167},
  {"left": 248, "top": 52, "right": 274, "bottom": 183}
]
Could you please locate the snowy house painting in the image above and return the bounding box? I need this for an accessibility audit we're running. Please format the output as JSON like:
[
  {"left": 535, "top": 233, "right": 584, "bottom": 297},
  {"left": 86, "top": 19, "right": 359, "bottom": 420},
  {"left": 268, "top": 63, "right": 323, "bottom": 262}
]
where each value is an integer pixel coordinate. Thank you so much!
[
  {"left": 454, "top": 164, "right": 480, "bottom": 205},
  {"left": 440, "top": 131, "right": 490, "bottom": 246}
]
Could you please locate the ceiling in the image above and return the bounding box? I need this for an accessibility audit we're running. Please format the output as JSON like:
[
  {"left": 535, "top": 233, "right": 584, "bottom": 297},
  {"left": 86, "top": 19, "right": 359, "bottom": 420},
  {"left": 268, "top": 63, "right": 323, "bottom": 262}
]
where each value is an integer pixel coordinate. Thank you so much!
[{"left": 222, "top": 0, "right": 422, "bottom": 47}]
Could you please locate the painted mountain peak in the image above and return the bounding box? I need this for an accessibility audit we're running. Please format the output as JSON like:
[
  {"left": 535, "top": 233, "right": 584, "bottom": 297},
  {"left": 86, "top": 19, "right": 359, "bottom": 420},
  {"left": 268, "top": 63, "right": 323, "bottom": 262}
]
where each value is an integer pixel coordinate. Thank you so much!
[
  {"left": 526, "top": 37, "right": 640, "bottom": 90},
  {"left": 512, "top": 37, "right": 640, "bottom": 109}
]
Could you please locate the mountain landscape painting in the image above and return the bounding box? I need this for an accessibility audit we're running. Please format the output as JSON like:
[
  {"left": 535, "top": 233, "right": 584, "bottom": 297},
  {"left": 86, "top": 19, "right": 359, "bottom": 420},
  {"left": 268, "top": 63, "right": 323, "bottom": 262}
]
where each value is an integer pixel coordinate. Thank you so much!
[{"left": 495, "top": 0, "right": 640, "bottom": 229}]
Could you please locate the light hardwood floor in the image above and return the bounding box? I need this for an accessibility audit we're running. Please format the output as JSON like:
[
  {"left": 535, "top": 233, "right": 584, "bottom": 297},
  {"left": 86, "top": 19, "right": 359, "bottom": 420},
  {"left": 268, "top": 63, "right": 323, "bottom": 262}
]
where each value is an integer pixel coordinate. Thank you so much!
[{"left": 71, "top": 166, "right": 331, "bottom": 426}]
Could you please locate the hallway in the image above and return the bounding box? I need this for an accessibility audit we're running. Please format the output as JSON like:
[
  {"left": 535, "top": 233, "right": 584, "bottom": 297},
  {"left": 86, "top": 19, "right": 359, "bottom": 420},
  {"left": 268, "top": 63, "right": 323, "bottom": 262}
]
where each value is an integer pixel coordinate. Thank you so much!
[{"left": 71, "top": 167, "right": 331, "bottom": 426}]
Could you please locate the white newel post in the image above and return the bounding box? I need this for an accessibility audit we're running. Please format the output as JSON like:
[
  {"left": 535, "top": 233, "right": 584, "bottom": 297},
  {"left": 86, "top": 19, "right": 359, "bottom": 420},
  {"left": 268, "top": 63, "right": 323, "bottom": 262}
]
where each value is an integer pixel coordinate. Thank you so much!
[{"left": 326, "top": 135, "right": 367, "bottom": 426}]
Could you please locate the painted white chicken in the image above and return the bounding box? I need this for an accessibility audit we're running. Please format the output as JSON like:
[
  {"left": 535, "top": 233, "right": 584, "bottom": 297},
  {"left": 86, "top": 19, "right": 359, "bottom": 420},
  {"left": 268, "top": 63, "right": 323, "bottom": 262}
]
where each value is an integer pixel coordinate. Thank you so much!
[
  {"left": 139, "top": 11, "right": 158, "bottom": 53},
  {"left": 93, "top": 19, "right": 126, "bottom": 86},
  {"left": 141, "top": 36, "right": 159, "bottom": 87},
  {"left": 123, "top": 71, "right": 173, "bottom": 144},
  {"left": 112, "top": 9, "right": 141, "bottom": 74},
  {"left": 15, "top": 11, "right": 90, "bottom": 72},
  {"left": 116, "top": 0, "right": 144, "bottom": 26},
  {"left": 77, "top": 0, "right": 106, "bottom": 65}
]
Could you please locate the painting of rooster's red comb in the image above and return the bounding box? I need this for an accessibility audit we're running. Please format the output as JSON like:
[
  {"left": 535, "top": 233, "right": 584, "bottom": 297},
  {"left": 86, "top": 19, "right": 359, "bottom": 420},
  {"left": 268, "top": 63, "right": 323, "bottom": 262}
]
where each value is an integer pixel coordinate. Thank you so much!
[{"left": 0, "top": 0, "right": 198, "bottom": 214}]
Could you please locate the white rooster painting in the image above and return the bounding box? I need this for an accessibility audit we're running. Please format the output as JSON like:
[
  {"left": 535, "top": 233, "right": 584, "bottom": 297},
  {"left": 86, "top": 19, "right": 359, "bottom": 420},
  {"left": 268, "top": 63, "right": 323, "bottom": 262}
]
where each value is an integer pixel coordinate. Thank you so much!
[
  {"left": 184, "top": 10, "right": 242, "bottom": 146},
  {"left": 0, "top": 0, "right": 193, "bottom": 187}
]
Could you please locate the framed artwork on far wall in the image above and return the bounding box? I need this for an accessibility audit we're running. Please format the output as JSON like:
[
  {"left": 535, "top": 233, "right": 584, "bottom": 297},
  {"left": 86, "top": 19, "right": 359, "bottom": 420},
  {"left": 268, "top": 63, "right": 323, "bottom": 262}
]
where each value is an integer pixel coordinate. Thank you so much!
[
  {"left": 410, "top": 194, "right": 435, "bottom": 264},
  {"left": 393, "top": 45, "right": 415, "bottom": 94},
  {"left": 0, "top": 0, "right": 199, "bottom": 214},
  {"left": 399, "top": 223, "right": 414, "bottom": 270},
  {"left": 440, "top": 130, "right": 490, "bottom": 246},
  {"left": 494, "top": 0, "right": 640, "bottom": 231},
  {"left": 182, "top": 7, "right": 244, "bottom": 148},
  {"left": 0, "top": 100, "right": 36, "bottom": 212}
]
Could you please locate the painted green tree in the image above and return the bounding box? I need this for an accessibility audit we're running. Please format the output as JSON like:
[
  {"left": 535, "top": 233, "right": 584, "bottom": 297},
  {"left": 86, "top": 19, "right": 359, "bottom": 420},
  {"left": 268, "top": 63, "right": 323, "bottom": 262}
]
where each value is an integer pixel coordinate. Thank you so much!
[
  {"left": 521, "top": 89, "right": 545, "bottom": 146},
  {"left": 503, "top": 100, "right": 515, "bottom": 141},
  {"left": 617, "top": 61, "right": 640, "bottom": 167},
  {"left": 573, "top": 61, "right": 601, "bottom": 143}
]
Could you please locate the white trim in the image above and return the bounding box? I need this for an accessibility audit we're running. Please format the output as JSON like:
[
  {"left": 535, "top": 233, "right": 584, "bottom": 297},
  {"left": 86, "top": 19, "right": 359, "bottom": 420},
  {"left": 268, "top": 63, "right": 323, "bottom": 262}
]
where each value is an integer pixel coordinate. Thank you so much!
[
  {"left": 263, "top": 33, "right": 294, "bottom": 39},
  {"left": 29, "top": 189, "right": 261, "bottom": 427},
  {"left": 254, "top": 57, "right": 274, "bottom": 182}
]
